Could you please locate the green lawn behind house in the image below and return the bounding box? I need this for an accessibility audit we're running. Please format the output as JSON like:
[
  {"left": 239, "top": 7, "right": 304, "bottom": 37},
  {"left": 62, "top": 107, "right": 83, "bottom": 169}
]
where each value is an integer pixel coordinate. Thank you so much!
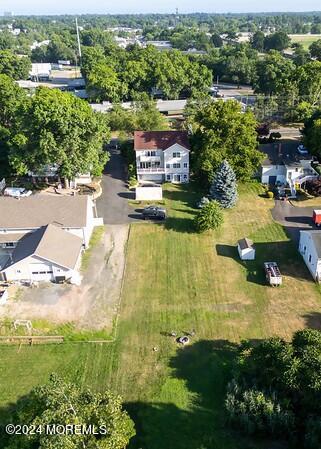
[{"left": 0, "top": 183, "right": 320, "bottom": 449}]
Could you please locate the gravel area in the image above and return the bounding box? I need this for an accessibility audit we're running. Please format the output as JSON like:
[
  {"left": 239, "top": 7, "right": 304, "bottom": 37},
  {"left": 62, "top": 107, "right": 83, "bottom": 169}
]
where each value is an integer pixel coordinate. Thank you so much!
[{"left": 0, "top": 225, "right": 129, "bottom": 331}]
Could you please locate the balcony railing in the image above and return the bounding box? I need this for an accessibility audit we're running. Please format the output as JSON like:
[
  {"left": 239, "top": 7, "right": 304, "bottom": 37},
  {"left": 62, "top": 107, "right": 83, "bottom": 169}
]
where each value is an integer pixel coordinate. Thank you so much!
[
  {"left": 139, "top": 156, "right": 161, "bottom": 163},
  {"left": 137, "top": 168, "right": 165, "bottom": 173}
]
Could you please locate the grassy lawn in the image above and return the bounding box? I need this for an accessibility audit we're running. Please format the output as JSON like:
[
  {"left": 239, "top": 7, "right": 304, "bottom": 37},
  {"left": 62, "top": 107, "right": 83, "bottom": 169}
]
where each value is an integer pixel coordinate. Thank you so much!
[
  {"left": 80, "top": 225, "right": 105, "bottom": 270},
  {"left": 289, "top": 33, "right": 321, "bottom": 49},
  {"left": 0, "top": 183, "right": 321, "bottom": 448}
]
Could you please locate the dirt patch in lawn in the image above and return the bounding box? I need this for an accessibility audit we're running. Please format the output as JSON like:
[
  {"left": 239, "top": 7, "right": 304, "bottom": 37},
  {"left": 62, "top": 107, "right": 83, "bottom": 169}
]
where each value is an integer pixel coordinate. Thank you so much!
[{"left": 0, "top": 225, "right": 129, "bottom": 332}]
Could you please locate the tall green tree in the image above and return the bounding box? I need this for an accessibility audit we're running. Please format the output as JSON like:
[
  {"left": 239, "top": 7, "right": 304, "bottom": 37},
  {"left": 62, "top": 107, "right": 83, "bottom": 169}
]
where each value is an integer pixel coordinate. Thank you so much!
[
  {"left": 296, "top": 61, "right": 321, "bottom": 107},
  {"left": 9, "top": 88, "right": 110, "bottom": 183},
  {"left": 210, "top": 160, "right": 238, "bottom": 208},
  {"left": 0, "top": 50, "right": 31, "bottom": 80},
  {"left": 5, "top": 373, "right": 135, "bottom": 449},
  {"left": 250, "top": 30, "right": 265, "bottom": 52},
  {"left": 264, "top": 31, "right": 291, "bottom": 51},
  {"left": 302, "top": 110, "right": 321, "bottom": 157},
  {"left": 187, "top": 99, "right": 262, "bottom": 184},
  {"left": 254, "top": 51, "right": 295, "bottom": 95},
  {"left": 0, "top": 75, "right": 27, "bottom": 176},
  {"left": 309, "top": 39, "right": 321, "bottom": 61}
]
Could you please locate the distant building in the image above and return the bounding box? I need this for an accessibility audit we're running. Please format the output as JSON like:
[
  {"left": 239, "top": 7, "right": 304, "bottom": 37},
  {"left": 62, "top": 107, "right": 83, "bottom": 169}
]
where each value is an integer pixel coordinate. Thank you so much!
[
  {"left": 3, "top": 11, "right": 13, "bottom": 17},
  {"left": 145, "top": 40, "right": 173, "bottom": 51},
  {"left": 29, "top": 63, "right": 52, "bottom": 81}
]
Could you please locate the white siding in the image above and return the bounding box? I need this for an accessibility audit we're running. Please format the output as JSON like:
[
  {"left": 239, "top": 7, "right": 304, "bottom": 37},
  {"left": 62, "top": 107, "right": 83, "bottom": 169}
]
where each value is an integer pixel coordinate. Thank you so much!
[
  {"left": 299, "top": 232, "right": 321, "bottom": 281},
  {"left": 238, "top": 246, "right": 255, "bottom": 260},
  {"left": 136, "top": 143, "right": 190, "bottom": 184},
  {"left": 3, "top": 254, "right": 78, "bottom": 283},
  {"left": 164, "top": 143, "right": 189, "bottom": 183},
  {"left": 261, "top": 165, "right": 286, "bottom": 184}
]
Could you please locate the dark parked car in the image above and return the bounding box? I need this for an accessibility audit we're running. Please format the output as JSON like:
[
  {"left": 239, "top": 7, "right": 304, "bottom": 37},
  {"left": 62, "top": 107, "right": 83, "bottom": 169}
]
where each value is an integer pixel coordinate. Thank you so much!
[{"left": 142, "top": 205, "right": 166, "bottom": 220}]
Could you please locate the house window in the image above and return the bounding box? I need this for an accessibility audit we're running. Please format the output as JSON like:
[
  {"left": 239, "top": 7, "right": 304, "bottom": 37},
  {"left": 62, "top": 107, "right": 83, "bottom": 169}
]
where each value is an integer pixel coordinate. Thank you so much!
[
  {"left": 173, "top": 152, "right": 181, "bottom": 158},
  {"left": 309, "top": 254, "right": 312, "bottom": 263},
  {"left": 173, "top": 163, "right": 181, "bottom": 169},
  {"left": 295, "top": 168, "right": 298, "bottom": 172},
  {"left": 145, "top": 150, "right": 156, "bottom": 157},
  {"left": 183, "top": 174, "right": 188, "bottom": 180},
  {"left": 166, "top": 164, "right": 170, "bottom": 169},
  {"left": 166, "top": 174, "right": 171, "bottom": 181},
  {"left": 4, "top": 242, "right": 15, "bottom": 248},
  {"left": 184, "top": 163, "right": 188, "bottom": 168},
  {"left": 16, "top": 270, "right": 21, "bottom": 274}
]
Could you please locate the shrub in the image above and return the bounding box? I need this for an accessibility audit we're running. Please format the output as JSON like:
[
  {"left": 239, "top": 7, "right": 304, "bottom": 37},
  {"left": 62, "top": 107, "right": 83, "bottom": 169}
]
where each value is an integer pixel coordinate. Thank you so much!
[
  {"left": 194, "top": 200, "right": 223, "bottom": 232},
  {"left": 128, "top": 176, "right": 138, "bottom": 189}
]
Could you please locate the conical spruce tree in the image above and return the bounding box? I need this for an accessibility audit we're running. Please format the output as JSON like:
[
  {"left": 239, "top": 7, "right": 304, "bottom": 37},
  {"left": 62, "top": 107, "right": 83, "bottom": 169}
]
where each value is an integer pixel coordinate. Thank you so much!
[{"left": 210, "top": 160, "right": 238, "bottom": 208}]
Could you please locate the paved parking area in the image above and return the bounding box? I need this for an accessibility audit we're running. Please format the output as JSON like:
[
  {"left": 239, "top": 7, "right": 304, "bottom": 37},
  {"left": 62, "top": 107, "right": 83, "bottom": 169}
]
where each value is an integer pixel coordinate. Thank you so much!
[
  {"left": 272, "top": 200, "right": 318, "bottom": 243},
  {"left": 96, "top": 148, "right": 139, "bottom": 224}
]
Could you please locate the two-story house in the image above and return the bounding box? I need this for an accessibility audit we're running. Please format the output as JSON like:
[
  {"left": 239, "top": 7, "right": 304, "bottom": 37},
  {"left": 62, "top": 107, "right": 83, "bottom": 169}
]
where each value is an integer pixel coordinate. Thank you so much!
[
  {"left": 260, "top": 143, "right": 318, "bottom": 192},
  {"left": 134, "top": 131, "right": 190, "bottom": 184}
]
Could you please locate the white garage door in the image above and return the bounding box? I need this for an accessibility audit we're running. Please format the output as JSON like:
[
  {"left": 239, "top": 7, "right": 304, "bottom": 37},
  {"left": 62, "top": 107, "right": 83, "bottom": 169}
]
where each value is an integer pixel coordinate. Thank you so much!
[{"left": 30, "top": 263, "right": 54, "bottom": 282}]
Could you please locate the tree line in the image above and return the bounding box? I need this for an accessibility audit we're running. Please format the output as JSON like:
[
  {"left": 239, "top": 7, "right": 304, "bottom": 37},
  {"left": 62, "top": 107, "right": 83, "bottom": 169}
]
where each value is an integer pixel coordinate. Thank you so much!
[{"left": 226, "top": 329, "right": 321, "bottom": 448}]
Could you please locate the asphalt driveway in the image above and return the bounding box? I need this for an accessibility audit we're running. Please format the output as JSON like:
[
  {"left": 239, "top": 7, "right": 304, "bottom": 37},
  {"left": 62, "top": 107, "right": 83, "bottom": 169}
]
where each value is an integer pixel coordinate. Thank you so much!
[
  {"left": 272, "top": 200, "right": 320, "bottom": 243},
  {"left": 96, "top": 147, "right": 138, "bottom": 224}
]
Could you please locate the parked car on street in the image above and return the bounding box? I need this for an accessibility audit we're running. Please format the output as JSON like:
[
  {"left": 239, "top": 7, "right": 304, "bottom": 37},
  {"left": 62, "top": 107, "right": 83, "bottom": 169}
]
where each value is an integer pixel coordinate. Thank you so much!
[{"left": 142, "top": 205, "right": 166, "bottom": 220}]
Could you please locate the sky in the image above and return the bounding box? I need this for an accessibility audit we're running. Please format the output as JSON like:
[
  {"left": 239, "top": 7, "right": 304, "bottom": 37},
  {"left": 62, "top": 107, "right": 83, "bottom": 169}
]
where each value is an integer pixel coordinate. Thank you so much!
[{"left": 1, "top": 0, "right": 321, "bottom": 15}]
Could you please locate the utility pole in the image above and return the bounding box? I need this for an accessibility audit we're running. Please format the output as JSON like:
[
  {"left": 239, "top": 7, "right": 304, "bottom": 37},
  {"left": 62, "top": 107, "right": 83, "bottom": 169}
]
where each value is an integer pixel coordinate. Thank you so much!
[{"left": 75, "top": 17, "right": 82, "bottom": 61}]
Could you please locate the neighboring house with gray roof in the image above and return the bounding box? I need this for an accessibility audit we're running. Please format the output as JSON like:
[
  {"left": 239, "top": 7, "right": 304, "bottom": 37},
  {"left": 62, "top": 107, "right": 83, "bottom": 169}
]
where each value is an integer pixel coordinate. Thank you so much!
[
  {"left": 1, "top": 224, "right": 83, "bottom": 284},
  {"left": 260, "top": 144, "right": 318, "bottom": 188},
  {"left": 0, "top": 195, "right": 103, "bottom": 284},
  {"left": 0, "top": 195, "right": 103, "bottom": 248},
  {"left": 299, "top": 230, "right": 321, "bottom": 282}
]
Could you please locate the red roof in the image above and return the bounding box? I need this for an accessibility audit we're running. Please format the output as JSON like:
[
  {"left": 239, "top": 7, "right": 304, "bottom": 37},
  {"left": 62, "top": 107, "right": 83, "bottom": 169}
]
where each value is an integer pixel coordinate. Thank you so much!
[{"left": 134, "top": 131, "right": 190, "bottom": 151}]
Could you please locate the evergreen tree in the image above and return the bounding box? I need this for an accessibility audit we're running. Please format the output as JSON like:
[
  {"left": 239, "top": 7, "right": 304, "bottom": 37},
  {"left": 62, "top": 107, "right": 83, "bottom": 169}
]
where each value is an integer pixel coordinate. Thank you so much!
[
  {"left": 210, "top": 160, "right": 238, "bottom": 208},
  {"left": 194, "top": 200, "right": 223, "bottom": 232}
]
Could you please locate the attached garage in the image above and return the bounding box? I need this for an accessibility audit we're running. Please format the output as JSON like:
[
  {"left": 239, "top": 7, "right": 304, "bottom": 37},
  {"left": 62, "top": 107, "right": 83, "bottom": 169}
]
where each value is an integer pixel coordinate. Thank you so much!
[
  {"left": 0, "top": 224, "right": 83, "bottom": 284},
  {"left": 30, "top": 263, "right": 54, "bottom": 282},
  {"left": 138, "top": 174, "right": 164, "bottom": 183}
]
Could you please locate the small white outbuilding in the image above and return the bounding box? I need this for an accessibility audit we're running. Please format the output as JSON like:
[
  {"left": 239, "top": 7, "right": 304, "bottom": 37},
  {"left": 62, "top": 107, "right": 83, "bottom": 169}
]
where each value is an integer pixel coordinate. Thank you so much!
[{"left": 237, "top": 238, "right": 255, "bottom": 261}]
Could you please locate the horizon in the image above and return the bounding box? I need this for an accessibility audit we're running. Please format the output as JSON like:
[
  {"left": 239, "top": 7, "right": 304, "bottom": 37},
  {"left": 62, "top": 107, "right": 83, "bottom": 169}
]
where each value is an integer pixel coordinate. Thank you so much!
[
  {"left": 2, "top": 10, "right": 321, "bottom": 16},
  {"left": 1, "top": 0, "right": 321, "bottom": 16}
]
